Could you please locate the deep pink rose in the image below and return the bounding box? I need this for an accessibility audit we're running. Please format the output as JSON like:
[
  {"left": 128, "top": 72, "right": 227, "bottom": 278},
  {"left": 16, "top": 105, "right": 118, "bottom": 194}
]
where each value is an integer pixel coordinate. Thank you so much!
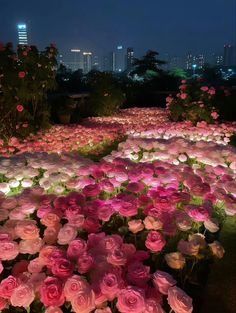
[
  {"left": 67, "top": 238, "right": 87, "bottom": 260},
  {"left": 77, "top": 252, "right": 94, "bottom": 274},
  {"left": 98, "top": 204, "right": 114, "bottom": 222},
  {"left": 116, "top": 286, "right": 146, "bottom": 313},
  {"left": 18, "top": 71, "right": 26, "bottom": 78},
  {"left": 51, "top": 258, "right": 74, "bottom": 279},
  {"left": 187, "top": 205, "right": 210, "bottom": 222},
  {"left": 40, "top": 277, "right": 65, "bottom": 307},
  {"left": 83, "top": 184, "right": 101, "bottom": 197},
  {"left": 107, "top": 248, "right": 127, "bottom": 266},
  {"left": 168, "top": 286, "right": 193, "bottom": 313},
  {"left": 145, "top": 231, "right": 166, "bottom": 253},
  {"left": 0, "top": 276, "right": 19, "bottom": 299},
  {"left": 153, "top": 270, "right": 176, "bottom": 295},
  {"left": 127, "top": 262, "right": 150, "bottom": 287}
]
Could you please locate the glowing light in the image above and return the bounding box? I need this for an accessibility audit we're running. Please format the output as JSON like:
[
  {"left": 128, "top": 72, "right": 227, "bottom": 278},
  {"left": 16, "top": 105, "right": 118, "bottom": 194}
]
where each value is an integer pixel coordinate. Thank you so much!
[
  {"left": 17, "top": 24, "right": 26, "bottom": 30},
  {"left": 71, "top": 49, "right": 81, "bottom": 52}
]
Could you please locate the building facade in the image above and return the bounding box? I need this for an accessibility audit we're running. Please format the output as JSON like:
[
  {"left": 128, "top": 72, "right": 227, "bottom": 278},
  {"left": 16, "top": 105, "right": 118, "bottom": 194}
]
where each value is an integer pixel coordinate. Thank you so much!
[{"left": 17, "top": 23, "right": 28, "bottom": 45}]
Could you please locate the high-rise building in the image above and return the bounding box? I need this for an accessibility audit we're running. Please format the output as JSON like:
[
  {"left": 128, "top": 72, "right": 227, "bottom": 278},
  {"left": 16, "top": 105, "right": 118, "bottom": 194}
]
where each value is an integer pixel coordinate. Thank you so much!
[
  {"left": 115, "top": 45, "right": 125, "bottom": 72},
  {"left": 92, "top": 55, "right": 100, "bottom": 70},
  {"left": 17, "top": 23, "right": 28, "bottom": 45},
  {"left": 126, "top": 47, "right": 134, "bottom": 71},
  {"left": 83, "top": 52, "right": 92, "bottom": 74},
  {"left": 186, "top": 53, "right": 205, "bottom": 70},
  {"left": 102, "top": 52, "right": 115, "bottom": 72},
  {"left": 223, "top": 44, "right": 234, "bottom": 66},
  {"left": 70, "top": 49, "right": 82, "bottom": 71}
]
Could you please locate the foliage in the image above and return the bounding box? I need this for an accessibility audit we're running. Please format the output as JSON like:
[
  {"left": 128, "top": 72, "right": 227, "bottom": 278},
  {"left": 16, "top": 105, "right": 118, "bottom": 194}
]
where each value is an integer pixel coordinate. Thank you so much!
[
  {"left": 87, "top": 72, "right": 125, "bottom": 116},
  {"left": 130, "top": 50, "right": 166, "bottom": 80},
  {"left": 0, "top": 42, "right": 58, "bottom": 140},
  {"left": 167, "top": 79, "right": 220, "bottom": 125}
]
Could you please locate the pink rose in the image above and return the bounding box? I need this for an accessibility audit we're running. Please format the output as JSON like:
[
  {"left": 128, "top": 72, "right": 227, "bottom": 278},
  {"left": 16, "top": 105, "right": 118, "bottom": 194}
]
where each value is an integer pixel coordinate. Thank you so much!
[
  {"left": 208, "top": 241, "right": 225, "bottom": 258},
  {"left": 0, "top": 276, "right": 19, "bottom": 299},
  {"left": 71, "top": 288, "right": 95, "bottom": 313},
  {"left": 67, "top": 238, "right": 87, "bottom": 260},
  {"left": 177, "top": 239, "right": 200, "bottom": 256},
  {"left": 153, "top": 270, "right": 176, "bottom": 295},
  {"left": 51, "top": 258, "right": 74, "bottom": 279},
  {"left": 100, "top": 270, "right": 123, "bottom": 300},
  {"left": 0, "top": 297, "right": 7, "bottom": 310},
  {"left": 45, "top": 307, "right": 63, "bottom": 313},
  {"left": 28, "top": 258, "right": 44, "bottom": 273},
  {"left": 144, "top": 299, "right": 165, "bottom": 313},
  {"left": 57, "top": 224, "right": 77, "bottom": 245},
  {"left": 187, "top": 205, "right": 210, "bottom": 222},
  {"left": 168, "top": 286, "right": 193, "bottom": 313},
  {"left": 97, "top": 204, "right": 114, "bottom": 222},
  {"left": 64, "top": 275, "right": 89, "bottom": 301},
  {"left": 77, "top": 252, "right": 94, "bottom": 274},
  {"left": 145, "top": 231, "right": 166, "bottom": 253},
  {"left": 211, "top": 111, "right": 219, "bottom": 120},
  {"left": 18, "top": 71, "right": 26, "bottom": 78},
  {"left": 127, "top": 262, "right": 150, "bottom": 287},
  {"left": 116, "top": 286, "right": 146, "bottom": 313},
  {"left": 10, "top": 283, "right": 34, "bottom": 308},
  {"left": 40, "top": 277, "right": 65, "bottom": 307},
  {"left": 128, "top": 219, "right": 144, "bottom": 233},
  {"left": 200, "top": 86, "right": 209, "bottom": 92},
  {"left": 83, "top": 184, "right": 101, "bottom": 197},
  {"left": 107, "top": 248, "right": 127, "bottom": 266},
  {"left": 0, "top": 241, "right": 19, "bottom": 260},
  {"left": 180, "top": 93, "right": 188, "bottom": 100},
  {"left": 15, "top": 220, "right": 39, "bottom": 240},
  {"left": 19, "top": 238, "right": 44, "bottom": 254}
]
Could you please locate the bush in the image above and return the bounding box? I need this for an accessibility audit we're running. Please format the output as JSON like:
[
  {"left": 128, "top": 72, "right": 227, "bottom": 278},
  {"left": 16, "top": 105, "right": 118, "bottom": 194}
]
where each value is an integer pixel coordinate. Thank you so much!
[
  {"left": 167, "top": 80, "right": 219, "bottom": 125},
  {"left": 87, "top": 72, "right": 125, "bottom": 116},
  {"left": 0, "top": 42, "right": 58, "bottom": 140}
]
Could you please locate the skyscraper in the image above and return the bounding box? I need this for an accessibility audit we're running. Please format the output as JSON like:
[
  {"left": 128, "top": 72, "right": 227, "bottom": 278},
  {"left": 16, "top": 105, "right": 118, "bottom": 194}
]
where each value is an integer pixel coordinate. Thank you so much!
[
  {"left": 223, "top": 44, "right": 234, "bottom": 66},
  {"left": 126, "top": 47, "right": 134, "bottom": 71},
  {"left": 70, "top": 49, "right": 82, "bottom": 71},
  {"left": 115, "top": 45, "right": 125, "bottom": 72},
  {"left": 17, "top": 23, "right": 28, "bottom": 45},
  {"left": 83, "top": 52, "right": 92, "bottom": 74}
]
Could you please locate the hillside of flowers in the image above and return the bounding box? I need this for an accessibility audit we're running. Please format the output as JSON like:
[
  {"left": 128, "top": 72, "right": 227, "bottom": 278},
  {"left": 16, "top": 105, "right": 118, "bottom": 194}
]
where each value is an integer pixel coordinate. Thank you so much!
[{"left": 0, "top": 108, "right": 236, "bottom": 313}]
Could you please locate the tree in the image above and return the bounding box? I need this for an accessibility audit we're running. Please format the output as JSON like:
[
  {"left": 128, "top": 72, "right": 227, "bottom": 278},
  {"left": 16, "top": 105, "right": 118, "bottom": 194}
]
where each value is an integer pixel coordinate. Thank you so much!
[{"left": 130, "top": 50, "right": 166, "bottom": 80}]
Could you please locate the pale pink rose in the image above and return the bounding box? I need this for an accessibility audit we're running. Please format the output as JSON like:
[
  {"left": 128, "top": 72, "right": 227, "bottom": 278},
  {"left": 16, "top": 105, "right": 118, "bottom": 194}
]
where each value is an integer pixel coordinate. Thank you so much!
[
  {"left": 0, "top": 241, "right": 19, "bottom": 260},
  {"left": 153, "top": 270, "right": 176, "bottom": 295},
  {"left": 208, "top": 241, "right": 225, "bottom": 258},
  {"left": 204, "top": 218, "right": 219, "bottom": 233},
  {"left": 64, "top": 275, "right": 89, "bottom": 301},
  {"left": 145, "top": 231, "right": 166, "bottom": 253},
  {"left": 10, "top": 283, "right": 34, "bottom": 308},
  {"left": 175, "top": 212, "right": 192, "bottom": 231},
  {"left": 144, "top": 216, "right": 163, "bottom": 230},
  {"left": 67, "top": 238, "right": 87, "bottom": 260},
  {"left": 188, "top": 233, "right": 206, "bottom": 249},
  {"left": 165, "top": 252, "right": 185, "bottom": 269},
  {"left": 28, "top": 258, "right": 44, "bottom": 273},
  {"left": 0, "top": 276, "right": 19, "bottom": 299},
  {"left": 45, "top": 307, "right": 63, "bottom": 313},
  {"left": 177, "top": 239, "right": 200, "bottom": 256},
  {"left": 19, "top": 238, "right": 44, "bottom": 254},
  {"left": 168, "top": 286, "right": 193, "bottom": 313},
  {"left": 116, "top": 286, "right": 145, "bottom": 313},
  {"left": 127, "top": 262, "right": 150, "bottom": 287},
  {"left": 144, "top": 299, "right": 165, "bottom": 313},
  {"left": 40, "top": 277, "right": 65, "bottom": 307},
  {"left": 57, "top": 224, "right": 77, "bottom": 245},
  {"left": 15, "top": 220, "right": 39, "bottom": 240},
  {"left": 128, "top": 219, "right": 144, "bottom": 233},
  {"left": 71, "top": 288, "right": 95, "bottom": 313}
]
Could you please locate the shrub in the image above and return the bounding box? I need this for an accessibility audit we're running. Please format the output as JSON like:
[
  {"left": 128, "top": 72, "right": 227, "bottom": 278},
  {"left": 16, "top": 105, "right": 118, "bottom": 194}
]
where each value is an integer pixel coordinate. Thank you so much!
[
  {"left": 87, "top": 72, "right": 125, "bottom": 116},
  {"left": 0, "top": 42, "right": 57, "bottom": 139},
  {"left": 167, "top": 80, "right": 219, "bottom": 125}
]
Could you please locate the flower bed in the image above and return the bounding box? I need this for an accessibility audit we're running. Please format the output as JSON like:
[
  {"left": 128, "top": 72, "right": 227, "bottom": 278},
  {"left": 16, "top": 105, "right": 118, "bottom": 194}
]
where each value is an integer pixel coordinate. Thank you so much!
[{"left": 0, "top": 108, "right": 235, "bottom": 313}]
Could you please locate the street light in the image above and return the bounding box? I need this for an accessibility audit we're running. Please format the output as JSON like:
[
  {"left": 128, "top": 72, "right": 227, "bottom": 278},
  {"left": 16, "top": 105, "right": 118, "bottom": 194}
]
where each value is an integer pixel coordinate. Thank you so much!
[{"left": 192, "top": 64, "right": 197, "bottom": 76}]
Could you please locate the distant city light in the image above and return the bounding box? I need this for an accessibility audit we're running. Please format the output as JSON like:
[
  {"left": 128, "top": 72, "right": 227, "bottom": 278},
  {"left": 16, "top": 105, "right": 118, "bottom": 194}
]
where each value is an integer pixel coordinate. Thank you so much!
[
  {"left": 17, "top": 24, "right": 26, "bottom": 30},
  {"left": 192, "top": 64, "right": 197, "bottom": 68},
  {"left": 71, "top": 49, "right": 81, "bottom": 52},
  {"left": 83, "top": 52, "right": 92, "bottom": 55},
  {"left": 117, "top": 46, "right": 123, "bottom": 50}
]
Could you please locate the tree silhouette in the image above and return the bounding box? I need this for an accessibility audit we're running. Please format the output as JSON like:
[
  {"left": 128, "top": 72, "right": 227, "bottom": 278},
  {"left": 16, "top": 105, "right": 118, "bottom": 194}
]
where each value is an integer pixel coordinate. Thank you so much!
[{"left": 131, "top": 50, "right": 166, "bottom": 79}]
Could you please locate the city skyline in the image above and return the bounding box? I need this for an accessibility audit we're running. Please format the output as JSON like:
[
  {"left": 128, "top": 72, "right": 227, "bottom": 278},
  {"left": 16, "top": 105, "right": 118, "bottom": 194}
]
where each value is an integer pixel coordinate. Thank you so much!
[{"left": 0, "top": 0, "right": 235, "bottom": 58}]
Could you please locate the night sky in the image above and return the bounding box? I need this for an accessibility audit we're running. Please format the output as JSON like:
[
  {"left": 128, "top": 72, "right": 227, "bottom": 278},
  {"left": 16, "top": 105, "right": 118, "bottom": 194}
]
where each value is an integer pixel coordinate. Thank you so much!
[{"left": 0, "top": 0, "right": 235, "bottom": 58}]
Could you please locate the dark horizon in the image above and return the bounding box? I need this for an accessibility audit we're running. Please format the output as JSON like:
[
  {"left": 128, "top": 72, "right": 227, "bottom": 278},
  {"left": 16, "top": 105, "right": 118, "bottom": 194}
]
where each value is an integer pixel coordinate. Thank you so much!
[{"left": 0, "top": 0, "right": 235, "bottom": 58}]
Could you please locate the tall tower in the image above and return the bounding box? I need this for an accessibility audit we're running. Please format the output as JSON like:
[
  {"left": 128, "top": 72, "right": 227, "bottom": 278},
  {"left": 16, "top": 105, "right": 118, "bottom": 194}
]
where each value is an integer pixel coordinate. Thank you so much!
[
  {"left": 223, "top": 44, "right": 234, "bottom": 66},
  {"left": 83, "top": 52, "right": 92, "bottom": 74},
  {"left": 115, "top": 45, "right": 125, "bottom": 72},
  {"left": 17, "top": 23, "right": 28, "bottom": 45},
  {"left": 126, "top": 47, "right": 134, "bottom": 71}
]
